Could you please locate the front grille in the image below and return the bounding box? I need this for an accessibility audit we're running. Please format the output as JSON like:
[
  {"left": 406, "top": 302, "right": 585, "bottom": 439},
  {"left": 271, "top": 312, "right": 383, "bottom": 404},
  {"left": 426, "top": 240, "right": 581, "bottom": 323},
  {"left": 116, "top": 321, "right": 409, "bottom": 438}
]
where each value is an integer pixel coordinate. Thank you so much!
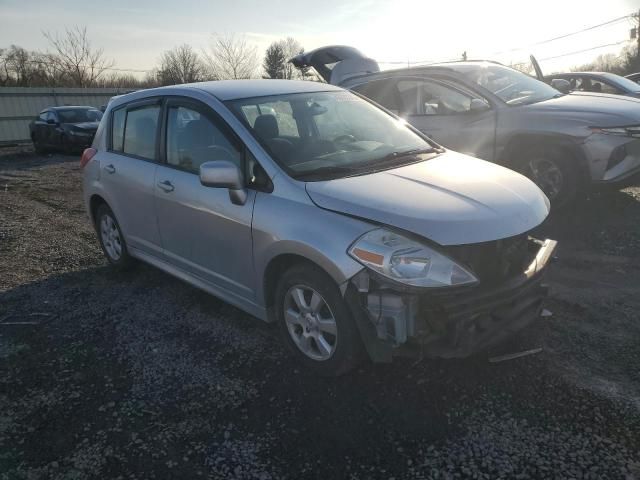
[{"left": 444, "top": 234, "right": 535, "bottom": 287}]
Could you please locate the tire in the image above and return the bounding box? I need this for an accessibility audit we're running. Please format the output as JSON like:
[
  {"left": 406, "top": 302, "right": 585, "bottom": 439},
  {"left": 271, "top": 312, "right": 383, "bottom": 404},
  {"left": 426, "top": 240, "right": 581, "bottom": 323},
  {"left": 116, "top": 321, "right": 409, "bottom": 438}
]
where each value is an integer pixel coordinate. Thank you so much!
[
  {"left": 275, "top": 264, "right": 364, "bottom": 376},
  {"left": 512, "top": 145, "right": 580, "bottom": 209},
  {"left": 95, "top": 204, "right": 133, "bottom": 270},
  {"left": 61, "top": 135, "right": 73, "bottom": 155},
  {"left": 32, "top": 136, "right": 46, "bottom": 154}
]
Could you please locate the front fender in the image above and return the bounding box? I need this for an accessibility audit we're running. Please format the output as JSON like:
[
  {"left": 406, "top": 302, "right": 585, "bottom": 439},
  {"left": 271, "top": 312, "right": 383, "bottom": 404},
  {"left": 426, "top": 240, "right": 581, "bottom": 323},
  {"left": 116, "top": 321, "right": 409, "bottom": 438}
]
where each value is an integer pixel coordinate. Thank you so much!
[{"left": 252, "top": 190, "right": 373, "bottom": 307}]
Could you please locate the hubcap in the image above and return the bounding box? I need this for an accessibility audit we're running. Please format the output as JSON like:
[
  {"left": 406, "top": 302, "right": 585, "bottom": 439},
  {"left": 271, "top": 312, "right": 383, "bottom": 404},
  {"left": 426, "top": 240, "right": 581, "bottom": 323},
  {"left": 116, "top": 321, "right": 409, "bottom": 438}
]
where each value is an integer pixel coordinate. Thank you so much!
[
  {"left": 526, "top": 157, "right": 564, "bottom": 200},
  {"left": 283, "top": 285, "right": 337, "bottom": 361},
  {"left": 100, "top": 214, "right": 122, "bottom": 261}
]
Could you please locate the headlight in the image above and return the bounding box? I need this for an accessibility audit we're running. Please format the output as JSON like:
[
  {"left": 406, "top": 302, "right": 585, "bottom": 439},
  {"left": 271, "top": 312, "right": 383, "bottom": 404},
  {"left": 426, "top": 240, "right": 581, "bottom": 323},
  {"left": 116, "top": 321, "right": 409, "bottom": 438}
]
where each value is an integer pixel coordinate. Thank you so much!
[
  {"left": 590, "top": 125, "right": 640, "bottom": 138},
  {"left": 348, "top": 228, "right": 478, "bottom": 288}
]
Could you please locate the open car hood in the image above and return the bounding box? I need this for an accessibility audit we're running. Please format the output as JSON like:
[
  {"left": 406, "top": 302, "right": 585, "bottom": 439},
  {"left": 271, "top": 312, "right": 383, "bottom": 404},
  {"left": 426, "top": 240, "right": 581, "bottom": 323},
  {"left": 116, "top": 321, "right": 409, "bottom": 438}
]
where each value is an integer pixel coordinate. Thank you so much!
[
  {"left": 305, "top": 152, "right": 550, "bottom": 246},
  {"left": 290, "top": 45, "right": 379, "bottom": 85}
]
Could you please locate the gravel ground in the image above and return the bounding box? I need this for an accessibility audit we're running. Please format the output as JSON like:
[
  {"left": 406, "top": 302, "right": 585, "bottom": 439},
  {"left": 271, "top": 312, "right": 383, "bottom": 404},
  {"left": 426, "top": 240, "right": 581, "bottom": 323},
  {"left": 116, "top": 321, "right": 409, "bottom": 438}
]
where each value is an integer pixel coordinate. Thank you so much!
[{"left": 1, "top": 150, "right": 639, "bottom": 479}]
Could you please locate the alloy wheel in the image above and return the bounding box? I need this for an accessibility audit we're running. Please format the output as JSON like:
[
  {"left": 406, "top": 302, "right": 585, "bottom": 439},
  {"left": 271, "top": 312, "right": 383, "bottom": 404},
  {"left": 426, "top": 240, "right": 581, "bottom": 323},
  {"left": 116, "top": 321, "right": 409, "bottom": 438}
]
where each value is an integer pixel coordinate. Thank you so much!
[
  {"left": 100, "top": 214, "right": 122, "bottom": 261},
  {"left": 526, "top": 157, "right": 564, "bottom": 200},
  {"left": 283, "top": 285, "right": 338, "bottom": 361}
]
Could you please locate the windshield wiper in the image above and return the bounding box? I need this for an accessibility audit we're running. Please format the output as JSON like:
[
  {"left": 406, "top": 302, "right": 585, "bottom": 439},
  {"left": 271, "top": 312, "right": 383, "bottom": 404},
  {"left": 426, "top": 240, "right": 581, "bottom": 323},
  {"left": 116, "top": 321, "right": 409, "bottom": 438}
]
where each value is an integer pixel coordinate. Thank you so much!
[
  {"left": 293, "top": 165, "right": 359, "bottom": 180},
  {"left": 374, "top": 146, "right": 441, "bottom": 164}
]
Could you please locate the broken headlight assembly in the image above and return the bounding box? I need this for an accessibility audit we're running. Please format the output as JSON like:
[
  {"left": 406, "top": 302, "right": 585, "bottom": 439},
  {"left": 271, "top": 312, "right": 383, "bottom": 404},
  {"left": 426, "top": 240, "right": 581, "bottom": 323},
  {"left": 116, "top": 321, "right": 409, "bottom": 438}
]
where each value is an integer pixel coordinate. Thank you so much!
[{"left": 348, "top": 228, "right": 478, "bottom": 288}]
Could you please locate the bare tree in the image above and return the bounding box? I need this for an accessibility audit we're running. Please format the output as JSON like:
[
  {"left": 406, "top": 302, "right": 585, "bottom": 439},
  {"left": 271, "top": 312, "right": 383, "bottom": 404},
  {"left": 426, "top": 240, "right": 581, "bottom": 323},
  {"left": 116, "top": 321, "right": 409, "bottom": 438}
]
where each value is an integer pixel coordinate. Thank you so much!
[
  {"left": 42, "top": 26, "right": 114, "bottom": 87},
  {"left": 157, "top": 44, "right": 204, "bottom": 85},
  {"left": 203, "top": 33, "right": 258, "bottom": 80},
  {"left": 278, "top": 37, "right": 303, "bottom": 80},
  {"left": 572, "top": 53, "right": 624, "bottom": 75}
]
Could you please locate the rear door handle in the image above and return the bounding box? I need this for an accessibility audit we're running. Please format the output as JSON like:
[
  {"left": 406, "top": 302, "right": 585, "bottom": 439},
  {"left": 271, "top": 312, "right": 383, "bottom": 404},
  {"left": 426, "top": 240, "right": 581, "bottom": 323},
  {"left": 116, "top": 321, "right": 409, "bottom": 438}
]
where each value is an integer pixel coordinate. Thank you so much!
[
  {"left": 104, "top": 164, "right": 116, "bottom": 174},
  {"left": 157, "top": 180, "right": 174, "bottom": 193}
]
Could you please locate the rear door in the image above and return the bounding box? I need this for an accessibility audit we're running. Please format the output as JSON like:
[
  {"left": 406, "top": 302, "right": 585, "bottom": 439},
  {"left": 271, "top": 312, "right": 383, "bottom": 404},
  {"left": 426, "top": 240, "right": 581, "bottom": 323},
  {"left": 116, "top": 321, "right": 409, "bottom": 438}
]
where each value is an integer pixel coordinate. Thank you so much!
[
  {"left": 154, "top": 98, "right": 256, "bottom": 299},
  {"left": 353, "top": 76, "right": 497, "bottom": 160},
  {"left": 99, "top": 99, "right": 163, "bottom": 256}
]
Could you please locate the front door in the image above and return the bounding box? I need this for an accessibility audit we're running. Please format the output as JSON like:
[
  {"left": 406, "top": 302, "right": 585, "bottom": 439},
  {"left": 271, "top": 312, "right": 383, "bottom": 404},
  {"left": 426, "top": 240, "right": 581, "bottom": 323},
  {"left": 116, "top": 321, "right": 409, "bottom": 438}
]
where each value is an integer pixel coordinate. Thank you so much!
[
  {"left": 154, "top": 99, "right": 256, "bottom": 300},
  {"left": 353, "top": 76, "right": 498, "bottom": 160}
]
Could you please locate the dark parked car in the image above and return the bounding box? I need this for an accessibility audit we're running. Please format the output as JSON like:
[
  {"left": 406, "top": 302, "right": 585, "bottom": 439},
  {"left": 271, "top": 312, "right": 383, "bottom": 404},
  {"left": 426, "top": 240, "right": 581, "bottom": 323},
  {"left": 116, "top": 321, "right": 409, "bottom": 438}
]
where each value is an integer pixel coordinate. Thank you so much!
[{"left": 29, "top": 106, "right": 103, "bottom": 154}]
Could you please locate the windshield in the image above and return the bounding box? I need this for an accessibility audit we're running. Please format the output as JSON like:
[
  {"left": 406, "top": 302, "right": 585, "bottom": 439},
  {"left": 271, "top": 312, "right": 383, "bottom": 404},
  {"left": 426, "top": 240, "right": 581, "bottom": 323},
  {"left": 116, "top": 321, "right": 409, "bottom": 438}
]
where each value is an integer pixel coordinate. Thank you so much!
[
  {"left": 450, "top": 64, "right": 560, "bottom": 105},
  {"left": 58, "top": 108, "right": 103, "bottom": 123},
  {"left": 602, "top": 73, "right": 640, "bottom": 92},
  {"left": 227, "top": 90, "right": 438, "bottom": 180}
]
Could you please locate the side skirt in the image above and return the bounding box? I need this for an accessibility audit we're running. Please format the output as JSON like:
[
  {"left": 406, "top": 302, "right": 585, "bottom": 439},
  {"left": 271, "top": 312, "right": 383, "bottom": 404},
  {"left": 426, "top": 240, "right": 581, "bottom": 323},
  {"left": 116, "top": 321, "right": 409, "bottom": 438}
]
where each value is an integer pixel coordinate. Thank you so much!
[{"left": 129, "top": 246, "right": 269, "bottom": 322}]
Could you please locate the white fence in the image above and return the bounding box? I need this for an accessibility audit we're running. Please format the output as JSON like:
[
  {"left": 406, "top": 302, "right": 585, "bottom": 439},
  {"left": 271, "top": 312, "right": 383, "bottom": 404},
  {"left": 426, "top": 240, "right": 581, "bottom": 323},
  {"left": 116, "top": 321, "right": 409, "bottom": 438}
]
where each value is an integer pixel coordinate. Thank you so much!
[{"left": 0, "top": 87, "right": 135, "bottom": 146}]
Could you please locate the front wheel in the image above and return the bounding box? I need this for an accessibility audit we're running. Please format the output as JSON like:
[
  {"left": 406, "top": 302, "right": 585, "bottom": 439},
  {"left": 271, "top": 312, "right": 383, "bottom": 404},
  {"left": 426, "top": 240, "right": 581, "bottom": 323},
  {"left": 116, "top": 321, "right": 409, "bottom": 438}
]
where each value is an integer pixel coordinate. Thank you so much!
[
  {"left": 275, "top": 264, "right": 363, "bottom": 376},
  {"left": 95, "top": 204, "right": 133, "bottom": 270},
  {"left": 513, "top": 146, "right": 579, "bottom": 209}
]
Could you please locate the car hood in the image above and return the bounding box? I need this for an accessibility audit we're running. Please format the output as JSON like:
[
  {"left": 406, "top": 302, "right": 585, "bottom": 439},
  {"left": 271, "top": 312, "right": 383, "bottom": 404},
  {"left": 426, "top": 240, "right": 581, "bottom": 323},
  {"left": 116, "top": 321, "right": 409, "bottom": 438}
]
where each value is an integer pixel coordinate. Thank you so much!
[
  {"left": 530, "top": 92, "right": 640, "bottom": 125},
  {"left": 305, "top": 151, "right": 550, "bottom": 246}
]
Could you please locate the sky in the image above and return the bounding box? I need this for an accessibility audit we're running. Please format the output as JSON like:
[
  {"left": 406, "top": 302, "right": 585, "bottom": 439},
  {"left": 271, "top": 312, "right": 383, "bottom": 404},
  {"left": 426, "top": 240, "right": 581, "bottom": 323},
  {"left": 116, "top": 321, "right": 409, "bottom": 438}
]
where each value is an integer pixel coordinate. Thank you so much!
[{"left": 1, "top": 0, "right": 639, "bottom": 77}]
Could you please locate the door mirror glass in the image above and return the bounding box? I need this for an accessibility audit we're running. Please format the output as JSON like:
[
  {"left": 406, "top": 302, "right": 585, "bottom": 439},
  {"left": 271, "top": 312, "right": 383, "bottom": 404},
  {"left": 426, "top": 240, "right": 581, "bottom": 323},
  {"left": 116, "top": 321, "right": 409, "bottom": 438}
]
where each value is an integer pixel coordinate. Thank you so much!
[
  {"left": 550, "top": 78, "right": 571, "bottom": 94},
  {"left": 200, "top": 160, "right": 247, "bottom": 205},
  {"left": 470, "top": 98, "right": 490, "bottom": 112}
]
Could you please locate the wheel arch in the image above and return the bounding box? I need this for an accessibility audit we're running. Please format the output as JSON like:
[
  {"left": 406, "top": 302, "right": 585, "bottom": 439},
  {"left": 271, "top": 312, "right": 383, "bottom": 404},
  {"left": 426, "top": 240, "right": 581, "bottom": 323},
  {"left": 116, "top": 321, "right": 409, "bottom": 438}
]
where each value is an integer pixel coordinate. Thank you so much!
[
  {"left": 500, "top": 132, "right": 590, "bottom": 184},
  {"left": 261, "top": 247, "right": 362, "bottom": 322},
  {"left": 89, "top": 194, "right": 109, "bottom": 225}
]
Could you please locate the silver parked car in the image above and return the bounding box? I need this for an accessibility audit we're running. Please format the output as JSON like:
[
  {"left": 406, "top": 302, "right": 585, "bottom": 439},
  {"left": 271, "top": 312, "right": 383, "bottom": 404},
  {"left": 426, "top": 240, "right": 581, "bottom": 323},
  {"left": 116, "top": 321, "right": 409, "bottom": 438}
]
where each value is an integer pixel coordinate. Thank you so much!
[
  {"left": 292, "top": 46, "right": 640, "bottom": 206},
  {"left": 82, "top": 80, "right": 556, "bottom": 375}
]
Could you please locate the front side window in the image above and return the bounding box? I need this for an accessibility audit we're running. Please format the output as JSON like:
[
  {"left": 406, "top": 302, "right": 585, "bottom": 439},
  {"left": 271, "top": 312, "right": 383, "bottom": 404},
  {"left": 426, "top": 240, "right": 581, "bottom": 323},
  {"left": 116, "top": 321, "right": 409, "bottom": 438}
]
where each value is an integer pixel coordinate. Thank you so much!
[
  {"left": 123, "top": 105, "right": 160, "bottom": 160},
  {"left": 166, "top": 105, "right": 241, "bottom": 173},
  {"left": 452, "top": 64, "right": 560, "bottom": 105},
  {"left": 396, "top": 79, "right": 481, "bottom": 115},
  {"left": 228, "top": 90, "right": 438, "bottom": 181},
  {"left": 38, "top": 111, "right": 48, "bottom": 122}
]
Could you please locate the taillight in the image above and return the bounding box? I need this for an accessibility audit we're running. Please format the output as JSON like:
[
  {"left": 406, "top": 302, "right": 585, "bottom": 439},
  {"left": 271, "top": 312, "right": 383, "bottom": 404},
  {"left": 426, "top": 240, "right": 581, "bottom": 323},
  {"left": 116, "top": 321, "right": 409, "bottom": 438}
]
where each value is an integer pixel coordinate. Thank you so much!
[{"left": 80, "top": 148, "right": 97, "bottom": 169}]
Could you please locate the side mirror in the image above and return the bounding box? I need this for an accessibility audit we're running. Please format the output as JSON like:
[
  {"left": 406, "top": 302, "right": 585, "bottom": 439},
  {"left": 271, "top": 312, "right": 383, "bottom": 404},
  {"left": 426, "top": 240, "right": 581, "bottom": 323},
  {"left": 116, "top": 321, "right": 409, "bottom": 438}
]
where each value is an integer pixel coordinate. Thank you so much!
[
  {"left": 470, "top": 98, "right": 490, "bottom": 112},
  {"left": 550, "top": 78, "right": 571, "bottom": 94},
  {"left": 46, "top": 118, "right": 57, "bottom": 125},
  {"left": 199, "top": 160, "right": 247, "bottom": 205}
]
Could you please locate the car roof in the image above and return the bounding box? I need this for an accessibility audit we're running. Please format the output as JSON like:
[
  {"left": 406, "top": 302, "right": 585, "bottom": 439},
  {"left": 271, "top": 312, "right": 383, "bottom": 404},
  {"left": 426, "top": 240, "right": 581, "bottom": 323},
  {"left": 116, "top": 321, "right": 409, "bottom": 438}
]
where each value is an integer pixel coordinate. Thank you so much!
[
  {"left": 549, "top": 72, "right": 613, "bottom": 78},
  {"left": 50, "top": 106, "right": 98, "bottom": 110},
  {"left": 143, "top": 79, "right": 342, "bottom": 101}
]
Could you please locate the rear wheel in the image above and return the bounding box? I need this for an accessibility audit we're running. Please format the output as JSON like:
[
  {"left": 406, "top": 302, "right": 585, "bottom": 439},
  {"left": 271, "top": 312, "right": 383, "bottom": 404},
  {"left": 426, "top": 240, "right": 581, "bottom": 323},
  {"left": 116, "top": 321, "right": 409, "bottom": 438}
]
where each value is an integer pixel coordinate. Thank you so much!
[
  {"left": 513, "top": 146, "right": 579, "bottom": 209},
  {"left": 275, "top": 264, "right": 363, "bottom": 376},
  {"left": 95, "top": 204, "right": 133, "bottom": 269}
]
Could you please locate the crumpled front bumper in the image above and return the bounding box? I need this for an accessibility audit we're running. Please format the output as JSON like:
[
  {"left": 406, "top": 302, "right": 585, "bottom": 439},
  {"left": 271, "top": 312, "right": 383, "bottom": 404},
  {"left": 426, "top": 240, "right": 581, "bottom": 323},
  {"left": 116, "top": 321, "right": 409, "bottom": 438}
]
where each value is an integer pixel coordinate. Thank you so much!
[{"left": 345, "top": 238, "right": 557, "bottom": 363}]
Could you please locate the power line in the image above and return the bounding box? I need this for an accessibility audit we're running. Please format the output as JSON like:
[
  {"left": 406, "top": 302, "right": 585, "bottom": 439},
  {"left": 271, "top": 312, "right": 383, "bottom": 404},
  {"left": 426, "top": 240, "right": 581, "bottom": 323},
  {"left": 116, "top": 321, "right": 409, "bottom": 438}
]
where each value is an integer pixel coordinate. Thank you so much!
[
  {"left": 510, "top": 40, "right": 630, "bottom": 67},
  {"left": 491, "top": 14, "right": 632, "bottom": 56},
  {"left": 380, "top": 13, "right": 635, "bottom": 67}
]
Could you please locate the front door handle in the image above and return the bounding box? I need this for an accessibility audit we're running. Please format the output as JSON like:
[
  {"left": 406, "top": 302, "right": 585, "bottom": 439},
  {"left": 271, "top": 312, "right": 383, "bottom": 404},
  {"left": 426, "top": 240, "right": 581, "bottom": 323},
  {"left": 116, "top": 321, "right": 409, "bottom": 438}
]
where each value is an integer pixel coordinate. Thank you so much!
[
  {"left": 157, "top": 180, "right": 174, "bottom": 193},
  {"left": 104, "top": 164, "right": 116, "bottom": 174}
]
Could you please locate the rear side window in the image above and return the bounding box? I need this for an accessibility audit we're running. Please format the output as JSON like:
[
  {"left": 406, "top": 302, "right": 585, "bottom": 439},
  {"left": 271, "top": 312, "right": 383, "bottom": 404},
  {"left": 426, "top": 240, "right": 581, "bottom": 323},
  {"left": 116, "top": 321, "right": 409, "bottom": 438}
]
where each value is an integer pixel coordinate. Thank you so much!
[
  {"left": 123, "top": 105, "right": 160, "bottom": 160},
  {"left": 111, "top": 108, "right": 126, "bottom": 152}
]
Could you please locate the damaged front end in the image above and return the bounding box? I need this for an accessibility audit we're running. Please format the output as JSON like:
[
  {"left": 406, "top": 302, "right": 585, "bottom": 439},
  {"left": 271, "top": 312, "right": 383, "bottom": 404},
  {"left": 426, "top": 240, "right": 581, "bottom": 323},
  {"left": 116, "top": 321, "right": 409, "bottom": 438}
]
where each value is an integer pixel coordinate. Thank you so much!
[{"left": 345, "top": 234, "right": 557, "bottom": 362}]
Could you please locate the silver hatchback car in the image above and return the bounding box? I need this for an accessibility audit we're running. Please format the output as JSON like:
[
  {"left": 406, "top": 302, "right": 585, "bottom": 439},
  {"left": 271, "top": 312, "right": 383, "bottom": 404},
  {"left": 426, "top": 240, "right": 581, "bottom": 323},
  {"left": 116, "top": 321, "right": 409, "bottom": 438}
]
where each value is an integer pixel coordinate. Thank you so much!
[{"left": 82, "top": 80, "right": 557, "bottom": 375}]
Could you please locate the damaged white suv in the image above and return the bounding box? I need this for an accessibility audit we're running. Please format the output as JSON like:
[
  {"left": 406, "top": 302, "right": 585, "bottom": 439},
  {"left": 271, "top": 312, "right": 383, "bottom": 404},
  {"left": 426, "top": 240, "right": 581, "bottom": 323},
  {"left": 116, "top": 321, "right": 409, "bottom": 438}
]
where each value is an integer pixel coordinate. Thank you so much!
[{"left": 82, "top": 79, "right": 557, "bottom": 375}]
